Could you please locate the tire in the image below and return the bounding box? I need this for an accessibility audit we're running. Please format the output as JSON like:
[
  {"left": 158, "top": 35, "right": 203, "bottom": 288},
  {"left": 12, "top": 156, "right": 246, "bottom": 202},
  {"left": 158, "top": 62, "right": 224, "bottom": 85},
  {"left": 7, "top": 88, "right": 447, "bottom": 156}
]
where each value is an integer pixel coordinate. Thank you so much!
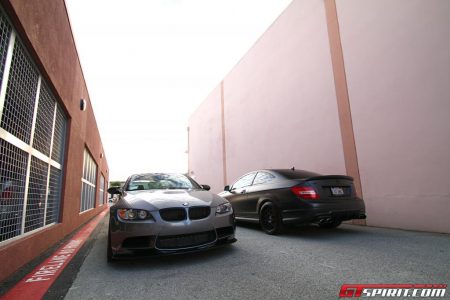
[
  {"left": 318, "top": 220, "right": 342, "bottom": 229},
  {"left": 107, "top": 226, "right": 113, "bottom": 262},
  {"left": 259, "top": 202, "right": 284, "bottom": 235}
]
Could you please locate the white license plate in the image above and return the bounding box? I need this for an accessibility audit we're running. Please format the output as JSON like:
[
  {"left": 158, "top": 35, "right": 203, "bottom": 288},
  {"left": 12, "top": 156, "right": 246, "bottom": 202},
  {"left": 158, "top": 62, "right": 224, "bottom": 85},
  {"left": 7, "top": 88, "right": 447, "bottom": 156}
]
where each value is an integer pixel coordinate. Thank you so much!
[{"left": 331, "top": 187, "right": 344, "bottom": 196}]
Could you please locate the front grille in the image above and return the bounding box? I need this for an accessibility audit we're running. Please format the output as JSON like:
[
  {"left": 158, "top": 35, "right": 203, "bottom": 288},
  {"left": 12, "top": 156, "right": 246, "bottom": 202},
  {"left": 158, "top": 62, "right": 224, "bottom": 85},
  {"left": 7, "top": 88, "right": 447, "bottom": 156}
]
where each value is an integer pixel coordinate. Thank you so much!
[
  {"left": 216, "top": 226, "right": 234, "bottom": 239},
  {"left": 160, "top": 208, "right": 186, "bottom": 221},
  {"left": 189, "top": 206, "right": 211, "bottom": 220},
  {"left": 156, "top": 231, "right": 216, "bottom": 249},
  {"left": 122, "top": 236, "right": 154, "bottom": 249}
]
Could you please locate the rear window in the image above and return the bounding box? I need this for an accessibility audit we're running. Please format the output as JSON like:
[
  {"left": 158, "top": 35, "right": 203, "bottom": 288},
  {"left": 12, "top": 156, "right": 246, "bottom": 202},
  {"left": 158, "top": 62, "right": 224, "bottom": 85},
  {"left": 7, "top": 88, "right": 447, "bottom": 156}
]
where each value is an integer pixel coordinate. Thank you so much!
[{"left": 275, "top": 169, "right": 321, "bottom": 179}]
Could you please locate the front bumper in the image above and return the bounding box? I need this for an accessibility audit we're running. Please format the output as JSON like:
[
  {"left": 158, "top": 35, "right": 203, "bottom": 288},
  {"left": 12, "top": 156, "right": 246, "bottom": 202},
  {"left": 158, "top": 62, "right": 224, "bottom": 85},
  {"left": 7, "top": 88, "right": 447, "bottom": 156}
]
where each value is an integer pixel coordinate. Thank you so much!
[{"left": 109, "top": 209, "right": 235, "bottom": 256}]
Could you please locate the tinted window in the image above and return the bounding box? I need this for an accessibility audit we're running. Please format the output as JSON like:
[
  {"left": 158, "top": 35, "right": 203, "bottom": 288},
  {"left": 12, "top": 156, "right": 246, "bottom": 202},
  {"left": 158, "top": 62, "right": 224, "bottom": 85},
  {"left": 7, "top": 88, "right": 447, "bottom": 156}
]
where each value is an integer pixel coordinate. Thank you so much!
[
  {"left": 126, "top": 173, "right": 200, "bottom": 191},
  {"left": 275, "top": 169, "right": 321, "bottom": 179},
  {"left": 253, "top": 172, "right": 276, "bottom": 185},
  {"left": 232, "top": 173, "right": 256, "bottom": 189}
]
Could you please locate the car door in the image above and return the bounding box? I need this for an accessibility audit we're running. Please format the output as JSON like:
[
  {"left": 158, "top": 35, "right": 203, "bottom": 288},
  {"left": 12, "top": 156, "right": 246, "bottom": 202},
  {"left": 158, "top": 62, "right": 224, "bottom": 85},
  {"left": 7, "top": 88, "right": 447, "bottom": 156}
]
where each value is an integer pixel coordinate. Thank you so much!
[
  {"left": 227, "top": 172, "right": 256, "bottom": 218},
  {"left": 244, "top": 171, "right": 277, "bottom": 218}
]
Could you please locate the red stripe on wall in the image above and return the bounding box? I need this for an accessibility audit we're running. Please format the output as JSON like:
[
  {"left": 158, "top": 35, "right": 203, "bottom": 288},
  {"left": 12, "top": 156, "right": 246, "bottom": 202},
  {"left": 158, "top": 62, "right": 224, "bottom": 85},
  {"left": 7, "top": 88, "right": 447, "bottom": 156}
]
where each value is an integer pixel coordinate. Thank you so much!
[{"left": 1, "top": 208, "right": 108, "bottom": 300}]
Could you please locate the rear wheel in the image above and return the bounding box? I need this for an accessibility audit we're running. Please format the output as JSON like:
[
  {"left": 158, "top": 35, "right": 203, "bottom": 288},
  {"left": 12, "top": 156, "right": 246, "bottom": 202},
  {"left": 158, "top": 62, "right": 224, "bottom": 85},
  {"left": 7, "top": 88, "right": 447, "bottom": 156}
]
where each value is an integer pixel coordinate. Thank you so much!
[
  {"left": 318, "top": 220, "right": 342, "bottom": 228},
  {"left": 259, "top": 202, "right": 284, "bottom": 235}
]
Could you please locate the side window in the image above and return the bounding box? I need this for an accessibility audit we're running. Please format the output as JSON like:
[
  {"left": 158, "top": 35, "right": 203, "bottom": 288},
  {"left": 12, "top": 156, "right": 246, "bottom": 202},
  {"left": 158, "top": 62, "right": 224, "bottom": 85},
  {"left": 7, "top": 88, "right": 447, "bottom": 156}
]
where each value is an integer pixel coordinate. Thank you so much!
[
  {"left": 253, "top": 172, "right": 276, "bottom": 185},
  {"left": 232, "top": 173, "right": 256, "bottom": 189}
]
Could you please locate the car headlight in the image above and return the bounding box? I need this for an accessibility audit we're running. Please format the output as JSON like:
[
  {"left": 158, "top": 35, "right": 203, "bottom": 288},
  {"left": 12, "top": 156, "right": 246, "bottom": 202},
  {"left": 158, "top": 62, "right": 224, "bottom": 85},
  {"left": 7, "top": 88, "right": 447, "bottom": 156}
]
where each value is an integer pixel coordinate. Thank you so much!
[
  {"left": 216, "top": 202, "right": 232, "bottom": 215},
  {"left": 117, "top": 209, "right": 153, "bottom": 221}
]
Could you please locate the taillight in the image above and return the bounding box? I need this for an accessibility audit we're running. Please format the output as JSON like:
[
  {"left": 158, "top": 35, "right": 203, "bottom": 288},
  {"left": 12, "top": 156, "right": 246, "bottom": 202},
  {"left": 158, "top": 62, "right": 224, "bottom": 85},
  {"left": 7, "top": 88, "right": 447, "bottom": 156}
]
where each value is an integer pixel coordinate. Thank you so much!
[{"left": 291, "top": 186, "right": 320, "bottom": 200}]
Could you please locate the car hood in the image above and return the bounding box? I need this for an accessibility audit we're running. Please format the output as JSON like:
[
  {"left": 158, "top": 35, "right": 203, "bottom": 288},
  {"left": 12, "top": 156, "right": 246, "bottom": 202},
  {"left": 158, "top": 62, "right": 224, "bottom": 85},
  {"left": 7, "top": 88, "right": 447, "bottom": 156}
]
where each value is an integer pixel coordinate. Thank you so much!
[{"left": 118, "top": 189, "right": 227, "bottom": 211}]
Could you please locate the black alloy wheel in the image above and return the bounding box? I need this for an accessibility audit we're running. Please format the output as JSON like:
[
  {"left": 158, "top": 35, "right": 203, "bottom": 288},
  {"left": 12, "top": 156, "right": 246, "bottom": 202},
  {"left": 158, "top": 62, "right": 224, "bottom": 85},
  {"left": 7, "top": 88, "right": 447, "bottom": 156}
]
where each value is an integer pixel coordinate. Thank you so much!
[{"left": 259, "top": 202, "right": 283, "bottom": 235}]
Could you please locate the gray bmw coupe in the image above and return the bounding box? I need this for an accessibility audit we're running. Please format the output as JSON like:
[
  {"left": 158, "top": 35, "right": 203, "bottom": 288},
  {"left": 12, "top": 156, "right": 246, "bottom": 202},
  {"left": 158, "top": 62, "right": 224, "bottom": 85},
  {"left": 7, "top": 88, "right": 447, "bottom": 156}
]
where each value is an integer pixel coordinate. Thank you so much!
[{"left": 106, "top": 173, "right": 236, "bottom": 261}]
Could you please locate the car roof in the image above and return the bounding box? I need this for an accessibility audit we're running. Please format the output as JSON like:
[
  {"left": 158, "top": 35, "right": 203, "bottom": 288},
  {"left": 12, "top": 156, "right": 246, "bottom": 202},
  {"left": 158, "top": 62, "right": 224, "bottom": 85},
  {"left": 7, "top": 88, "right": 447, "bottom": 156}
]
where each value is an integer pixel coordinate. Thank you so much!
[{"left": 267, "top": 169, "right": 322, "bottom": 179}]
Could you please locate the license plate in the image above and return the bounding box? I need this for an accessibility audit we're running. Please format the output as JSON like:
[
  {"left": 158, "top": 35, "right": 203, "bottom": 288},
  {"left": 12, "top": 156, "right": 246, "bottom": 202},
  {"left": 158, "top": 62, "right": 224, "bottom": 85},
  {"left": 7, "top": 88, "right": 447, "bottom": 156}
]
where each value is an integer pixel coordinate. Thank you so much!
[{"left": 330, "top": 187, "right": 344, "bottom": 196}]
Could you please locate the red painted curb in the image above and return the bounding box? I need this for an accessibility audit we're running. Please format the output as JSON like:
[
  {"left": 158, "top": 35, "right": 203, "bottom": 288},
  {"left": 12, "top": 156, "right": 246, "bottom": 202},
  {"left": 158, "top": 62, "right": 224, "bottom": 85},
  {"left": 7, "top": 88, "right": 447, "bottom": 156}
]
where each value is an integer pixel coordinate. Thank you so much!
[{"left": 1, "top": 208, "right": 108, "bottom": 300}]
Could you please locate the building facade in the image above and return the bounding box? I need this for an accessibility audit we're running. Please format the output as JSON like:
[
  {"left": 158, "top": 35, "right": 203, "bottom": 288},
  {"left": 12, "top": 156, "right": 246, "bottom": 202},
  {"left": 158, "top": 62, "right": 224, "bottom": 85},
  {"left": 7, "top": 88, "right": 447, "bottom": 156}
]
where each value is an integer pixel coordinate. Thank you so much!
[
  {"left": 0, "top": 0, "right": 108, "bottom": 282},
  {"left": 188, "top": 0, "right": 450, "bottom": 233}
]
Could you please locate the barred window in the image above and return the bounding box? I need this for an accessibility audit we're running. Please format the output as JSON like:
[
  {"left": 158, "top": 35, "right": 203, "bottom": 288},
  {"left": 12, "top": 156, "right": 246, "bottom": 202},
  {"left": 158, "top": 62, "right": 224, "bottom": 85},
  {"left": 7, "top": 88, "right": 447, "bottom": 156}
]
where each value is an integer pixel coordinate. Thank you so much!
[
  {"left": 46, "top": 166, "right": 62, "bottom": 225},
  {"left": 0, "top": 8, "right": 11, "bottom": 87},
  {"left": 0, "top": 8, "right": 66, "bottom": 244},
  {"left": 0, "top": 139, "right": 27, "bottom": 242},
  {"left": 33, "top": 81, "right": 55, "bottom": 156},
  {"left": 1, "top": 39, "right": 39, "bottom": 144},
  {"left": 81, "top": 149, "right": 96, "bottom": 212},
  {"left": 98, "top": 174, "right": 105, "bottom": 206}
]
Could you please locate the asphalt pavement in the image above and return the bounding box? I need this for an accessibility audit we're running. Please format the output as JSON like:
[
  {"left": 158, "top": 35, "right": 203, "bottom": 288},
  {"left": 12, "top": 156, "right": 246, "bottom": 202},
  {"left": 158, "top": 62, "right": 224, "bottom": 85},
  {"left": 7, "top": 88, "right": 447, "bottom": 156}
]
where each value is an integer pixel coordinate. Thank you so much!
[{"left": 62, "top": 216, "right": 450, "bottom": 299}]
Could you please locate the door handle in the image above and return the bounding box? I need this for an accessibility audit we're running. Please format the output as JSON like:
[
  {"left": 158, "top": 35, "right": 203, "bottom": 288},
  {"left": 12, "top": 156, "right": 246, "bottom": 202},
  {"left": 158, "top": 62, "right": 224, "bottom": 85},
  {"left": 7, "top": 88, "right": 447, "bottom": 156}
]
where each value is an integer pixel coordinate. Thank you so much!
[{"left": 240, "top": 190, "right": 246, "bottom": 194}]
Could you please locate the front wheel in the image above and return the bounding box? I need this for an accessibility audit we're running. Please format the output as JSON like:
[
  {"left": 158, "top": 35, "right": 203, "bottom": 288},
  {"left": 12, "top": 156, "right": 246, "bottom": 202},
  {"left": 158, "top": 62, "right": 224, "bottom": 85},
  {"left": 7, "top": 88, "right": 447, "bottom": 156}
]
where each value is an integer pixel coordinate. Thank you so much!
[{"left": 259, "top": 202, "right": 284, "bottom": 235}]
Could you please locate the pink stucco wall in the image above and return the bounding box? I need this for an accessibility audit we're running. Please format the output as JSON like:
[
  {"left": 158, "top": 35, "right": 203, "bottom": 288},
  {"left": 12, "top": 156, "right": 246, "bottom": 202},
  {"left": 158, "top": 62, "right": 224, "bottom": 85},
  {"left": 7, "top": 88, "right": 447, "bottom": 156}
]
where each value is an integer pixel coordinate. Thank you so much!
[
  {"left": 336, "top": 0, "right": 450, "bottom": 233},
  {"left": 189, "top": 0, "right": 347, "bottom": 190},
  {"left": 188, "top": 84, "right": 224, "bottom": 193},
  {"left": 189, "top": 0, "right": 450, "bottom": 233},
  {"left": 222, "top": 0, "right": 346, "bottom": 184}
]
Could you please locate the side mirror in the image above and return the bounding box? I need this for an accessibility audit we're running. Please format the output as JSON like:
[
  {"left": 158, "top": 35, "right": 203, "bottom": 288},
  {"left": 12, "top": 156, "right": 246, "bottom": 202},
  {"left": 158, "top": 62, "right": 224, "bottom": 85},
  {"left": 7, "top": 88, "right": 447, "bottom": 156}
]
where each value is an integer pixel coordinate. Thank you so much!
[
  {"left": 224, "top": 185, "right": 230, "bottom": 192},
  {"left": 201, "top": 184, "right": 211, "bottom": 191},
  {"left": 107, "top": 187, "right": 122, "bottom": 195}
]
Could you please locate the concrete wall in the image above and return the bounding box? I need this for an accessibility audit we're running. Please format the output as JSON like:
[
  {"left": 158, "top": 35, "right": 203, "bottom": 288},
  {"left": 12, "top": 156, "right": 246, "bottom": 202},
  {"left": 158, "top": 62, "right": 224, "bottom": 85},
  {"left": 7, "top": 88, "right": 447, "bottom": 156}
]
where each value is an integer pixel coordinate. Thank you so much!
[
  {"left": 336, "top": 0, "right": 450, "bottom": 232},
  {"left": 189, "top": 0, "right": 450, "bottom": 233},
  {"left": 0, "top": 0, "right": 108, "bottom": 282},
  {"left": 188, "top": 84, "right": 224, "bottom": 193}
]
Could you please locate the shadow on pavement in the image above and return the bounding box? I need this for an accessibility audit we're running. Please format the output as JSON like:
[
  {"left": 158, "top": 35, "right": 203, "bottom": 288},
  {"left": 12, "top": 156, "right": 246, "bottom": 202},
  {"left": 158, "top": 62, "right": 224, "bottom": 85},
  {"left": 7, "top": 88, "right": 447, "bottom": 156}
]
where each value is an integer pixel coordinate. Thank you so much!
[{"left": 236, "top": 221, "right": 367, "bottom": 240}]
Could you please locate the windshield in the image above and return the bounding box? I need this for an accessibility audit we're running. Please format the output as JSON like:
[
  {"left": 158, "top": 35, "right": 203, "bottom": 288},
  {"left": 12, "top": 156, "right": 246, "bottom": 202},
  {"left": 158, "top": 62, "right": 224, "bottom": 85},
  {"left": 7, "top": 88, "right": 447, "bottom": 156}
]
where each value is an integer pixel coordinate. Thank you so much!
[{"left": 125, "top": 173, "right": 201, "bottom": 191}]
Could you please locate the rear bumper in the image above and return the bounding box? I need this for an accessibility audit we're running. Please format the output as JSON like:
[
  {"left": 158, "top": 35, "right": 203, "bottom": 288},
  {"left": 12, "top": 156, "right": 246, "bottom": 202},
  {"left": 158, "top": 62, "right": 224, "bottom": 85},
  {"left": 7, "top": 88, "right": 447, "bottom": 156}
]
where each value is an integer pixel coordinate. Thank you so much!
[{"left": 281, "top": 201, "right": 366, "bottom": 224}]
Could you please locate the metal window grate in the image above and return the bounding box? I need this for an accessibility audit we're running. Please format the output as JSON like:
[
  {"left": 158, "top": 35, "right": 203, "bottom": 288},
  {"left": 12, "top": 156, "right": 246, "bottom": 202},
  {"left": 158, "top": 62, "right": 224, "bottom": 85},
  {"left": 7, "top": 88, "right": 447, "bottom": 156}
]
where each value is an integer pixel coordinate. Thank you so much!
[
  {"left": 45, "top": 166, "right": 62, "bottom": 225},
  {"left": 98, "top": 174, "right": 105, "bottom": 206},
  {"left": 51, "top": 107, "right": 66, "bottom": 163},
  {"left": 0, "top": 9, "right": 11, "bottom": 86},
  {"left": 81, "top": 182, "right": 96, "bottom": 212},
  {"left": 0, "top": 8, "right": 67, "bottom": 244},
  {"left": 0, "top": 139, "right": 27, "bottom": 242},
  {"left": 25, "top": 156, "right": 48, "bottom": 233},
  {"left": 82, "top": 149, "right": 97, "bottom": 184},
  {"left": 1, "top": 40, "right": 39, "bottom": 144},
  {"left": 33, "top": 82, "right": 55, "bottom": 156},
  {"left": 81, "top": 149, "right": 97, "bottom": 212}
]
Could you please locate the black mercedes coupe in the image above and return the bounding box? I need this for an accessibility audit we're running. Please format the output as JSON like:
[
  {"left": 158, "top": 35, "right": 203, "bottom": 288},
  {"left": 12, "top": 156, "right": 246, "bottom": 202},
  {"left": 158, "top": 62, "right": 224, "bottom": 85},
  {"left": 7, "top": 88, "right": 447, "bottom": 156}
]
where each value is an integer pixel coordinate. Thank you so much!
[{"left": 219, "top": 169, "right": 366, "bottom": 234}]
